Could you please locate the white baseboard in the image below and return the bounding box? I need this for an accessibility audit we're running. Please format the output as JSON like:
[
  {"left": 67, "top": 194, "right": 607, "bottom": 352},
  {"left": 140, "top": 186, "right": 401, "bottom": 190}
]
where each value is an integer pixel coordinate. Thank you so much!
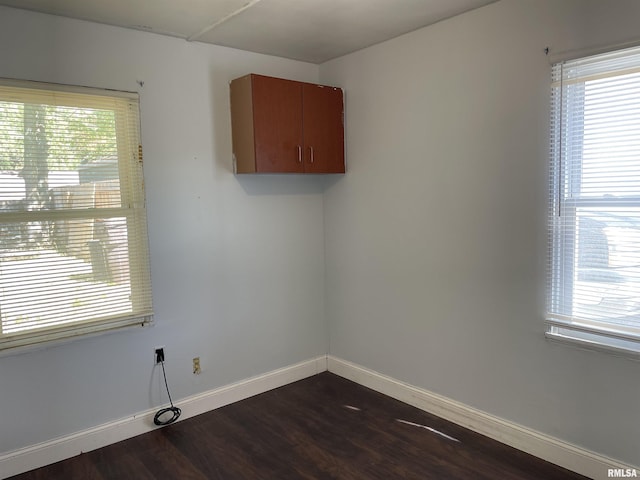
[
  {"left": 0, "top": 355, "right": 328, "bottom": 479},
  {"left": 4, "top": 354, "right": 635, "bottom": 480},
  {"left": 328, "top": 355, "right": 637, "bottom": 480}
]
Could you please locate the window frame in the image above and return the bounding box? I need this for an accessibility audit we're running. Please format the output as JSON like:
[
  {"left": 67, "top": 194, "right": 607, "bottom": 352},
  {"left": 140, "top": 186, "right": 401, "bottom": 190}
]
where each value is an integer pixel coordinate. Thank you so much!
[
  {"left": 546, "top": 46, "right": 640, "bottom": 356},
  {"left": 0, "top": 78, "right": 153, "bottom": 353}
]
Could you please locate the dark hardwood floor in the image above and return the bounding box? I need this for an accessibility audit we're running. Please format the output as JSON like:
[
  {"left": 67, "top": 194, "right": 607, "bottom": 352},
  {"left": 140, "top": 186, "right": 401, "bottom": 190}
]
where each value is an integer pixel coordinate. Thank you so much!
[{"left": 9, "top": 372, "right": 589, "bottom": 479}]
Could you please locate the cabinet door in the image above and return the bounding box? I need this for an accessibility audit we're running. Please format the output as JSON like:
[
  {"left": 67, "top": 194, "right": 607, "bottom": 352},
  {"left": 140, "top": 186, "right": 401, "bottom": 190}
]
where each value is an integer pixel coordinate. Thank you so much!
[
  {"left": 302, "top": 84, "right": 345, "bottom": 174},
  {"left": 252, "top": 75, "right": 304, "bottom": 173}
]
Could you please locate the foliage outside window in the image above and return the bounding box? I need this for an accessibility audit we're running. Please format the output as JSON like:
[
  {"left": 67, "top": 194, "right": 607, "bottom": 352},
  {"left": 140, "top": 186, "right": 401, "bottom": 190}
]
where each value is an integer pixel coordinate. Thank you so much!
[
  {"left": 0, "top": 79, "right": 152, "bottom": 352},
  {"left": 547, "top": 45, "right": 640, "bottom": 354}
]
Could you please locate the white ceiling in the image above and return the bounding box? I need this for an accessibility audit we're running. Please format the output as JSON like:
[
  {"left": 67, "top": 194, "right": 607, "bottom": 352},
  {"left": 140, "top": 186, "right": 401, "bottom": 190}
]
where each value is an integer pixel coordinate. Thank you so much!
[{"left": 0, "top": 0, "right": 498, "bottom": 64}]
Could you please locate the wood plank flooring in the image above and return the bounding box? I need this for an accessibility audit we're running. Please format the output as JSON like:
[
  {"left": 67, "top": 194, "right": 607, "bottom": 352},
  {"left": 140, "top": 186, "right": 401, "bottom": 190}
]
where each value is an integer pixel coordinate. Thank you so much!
[{"left": 9, "top": 372, "right": 589, "bottom": 479}]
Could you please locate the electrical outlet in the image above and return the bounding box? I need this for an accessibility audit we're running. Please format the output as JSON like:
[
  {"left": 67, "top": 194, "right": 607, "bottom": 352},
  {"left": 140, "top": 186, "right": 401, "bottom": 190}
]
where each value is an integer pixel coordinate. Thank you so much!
[
  {"left": 154, "top": 347, "right": 165, "bottom": 364},
  {"left": 193, "top": 357, "right": 201, "bottom": 374}
]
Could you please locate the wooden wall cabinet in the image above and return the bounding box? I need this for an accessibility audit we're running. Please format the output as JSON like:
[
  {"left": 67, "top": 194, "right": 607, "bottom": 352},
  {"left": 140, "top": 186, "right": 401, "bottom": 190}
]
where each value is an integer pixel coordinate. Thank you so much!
[{"left": 230, "top": 74, "right": 345, "bottom": 174}]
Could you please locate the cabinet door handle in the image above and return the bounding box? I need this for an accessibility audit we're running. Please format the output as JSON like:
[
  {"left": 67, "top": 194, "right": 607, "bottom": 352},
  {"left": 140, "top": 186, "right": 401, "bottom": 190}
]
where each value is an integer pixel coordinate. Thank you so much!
[
  {"left": 309, "top": 146, "right": 314, "bottom": 164},
  {"left": 297, "top": 145, "right": 302, "bottom": 163}
]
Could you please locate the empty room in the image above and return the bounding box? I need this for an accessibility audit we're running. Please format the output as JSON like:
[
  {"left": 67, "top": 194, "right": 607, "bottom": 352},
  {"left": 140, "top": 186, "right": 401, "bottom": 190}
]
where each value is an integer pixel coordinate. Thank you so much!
[{"left": 0, "top": 1, "right": 639, "bottom": 479}]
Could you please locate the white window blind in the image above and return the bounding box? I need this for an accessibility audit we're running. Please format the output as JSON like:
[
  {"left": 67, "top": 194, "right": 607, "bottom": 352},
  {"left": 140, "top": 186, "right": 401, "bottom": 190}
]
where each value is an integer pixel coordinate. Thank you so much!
[
  {"left": 547, "top": 45, "right": 640, "bottom": 354},
  {"left": 0, "top": 79, "right": 152, "bottom": 352}
]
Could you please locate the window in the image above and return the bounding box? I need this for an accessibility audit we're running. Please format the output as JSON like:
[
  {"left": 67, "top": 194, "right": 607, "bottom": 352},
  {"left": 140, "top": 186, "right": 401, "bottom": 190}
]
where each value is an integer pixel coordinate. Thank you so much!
[
  {"left": 0, "top": 79, "right": 152, "bottom": 352},
  {"left": 547, "top": 45, "right": 640, "bottom": 354}
]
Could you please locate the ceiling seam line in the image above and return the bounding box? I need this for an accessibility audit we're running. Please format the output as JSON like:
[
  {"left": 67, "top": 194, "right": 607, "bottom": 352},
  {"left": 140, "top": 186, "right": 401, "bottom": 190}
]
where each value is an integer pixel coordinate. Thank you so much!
[{"left": 186, "top": 0, "right": 265, "bottom": 42}]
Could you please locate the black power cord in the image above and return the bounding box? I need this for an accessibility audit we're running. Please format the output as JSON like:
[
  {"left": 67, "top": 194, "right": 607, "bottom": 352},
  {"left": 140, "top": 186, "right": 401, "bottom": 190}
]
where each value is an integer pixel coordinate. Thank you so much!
[{"left": 153, "top": 358, "right": 181, "bottom": 426}]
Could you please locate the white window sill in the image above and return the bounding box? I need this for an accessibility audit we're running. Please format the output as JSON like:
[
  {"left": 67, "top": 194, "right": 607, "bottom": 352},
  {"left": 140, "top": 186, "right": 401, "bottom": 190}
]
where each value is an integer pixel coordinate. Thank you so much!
[{"left": 545, "top": 330, "right": 640, "bottom": 360}]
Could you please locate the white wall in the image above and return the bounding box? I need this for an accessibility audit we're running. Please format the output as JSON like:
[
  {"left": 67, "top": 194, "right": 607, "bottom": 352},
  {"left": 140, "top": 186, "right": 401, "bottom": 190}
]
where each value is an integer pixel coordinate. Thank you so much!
[
  {"left": 320, "top": 0, "right": 640, "bottom": 466},
  {"left": 0, "top": 7, "right": 327, "bottom": 454}
]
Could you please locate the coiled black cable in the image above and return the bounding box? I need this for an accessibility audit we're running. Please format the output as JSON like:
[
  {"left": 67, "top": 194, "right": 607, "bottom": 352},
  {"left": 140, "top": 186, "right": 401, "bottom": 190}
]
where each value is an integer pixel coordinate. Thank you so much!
[{"left": 153, "top": 358, "right": 181, "bottom": 426}]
